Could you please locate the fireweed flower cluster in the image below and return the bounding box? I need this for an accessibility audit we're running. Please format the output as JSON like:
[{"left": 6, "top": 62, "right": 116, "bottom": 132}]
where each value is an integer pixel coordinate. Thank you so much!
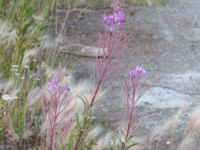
[
  {"left": 129, "top": 66, "right": 146, "bottom": 79},
  {"left": 102, "top": 0, "right": 125, "bottom": 32},
  {"left": 44, "top": 71, "right": 74, "bottom": 150},
  {"left": 92, "top": 0, "right": 132, "bottom": 108},
  {"left": 48, "top": 77, "right": 70, "bottom": 94},
  {"left": 121, "top": 66, "right": 149, "bottom": 150},
  {"left": 102, "top": 9, "right": 125, "bottom": 31}
]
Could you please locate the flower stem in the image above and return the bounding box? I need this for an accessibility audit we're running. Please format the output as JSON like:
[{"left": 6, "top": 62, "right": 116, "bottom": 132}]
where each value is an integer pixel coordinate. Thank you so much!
[{"left": 74, "top": 67, "right": 107, "bottom": 150}]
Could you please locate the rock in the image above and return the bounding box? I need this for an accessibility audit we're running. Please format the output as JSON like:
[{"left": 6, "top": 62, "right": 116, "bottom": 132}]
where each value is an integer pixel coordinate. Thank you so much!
[
  {"left": 137, "top": 72, "right": 200, "bottom": 108},
  {"left": 177, "top": 135, "right": 197, "bottom": 150},
  {"left": 138, "top": 86, "right": 197, "bottom": 108},
  {"left": 156, "top": 72, "right": 200, "bottom": 96}
]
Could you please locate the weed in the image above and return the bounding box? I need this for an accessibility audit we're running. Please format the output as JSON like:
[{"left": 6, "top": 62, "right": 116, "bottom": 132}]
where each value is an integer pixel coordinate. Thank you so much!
[
  {"left": 121, "top": 66, "right": 149, "bottom": 150},
  {"left": 44, "top": 69, "right": 75, "bottom": 150},
  {"left": 73, "top": 2, "right": 133, "bottom": 149}
]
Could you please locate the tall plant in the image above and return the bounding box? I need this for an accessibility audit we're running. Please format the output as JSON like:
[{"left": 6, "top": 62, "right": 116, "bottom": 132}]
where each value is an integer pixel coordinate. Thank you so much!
[
  {"left": 73, "top": 1, "right": 133, "bottom": 149},
  {"left": 44, "top": 69, "right": 75, "bottom": 150}
]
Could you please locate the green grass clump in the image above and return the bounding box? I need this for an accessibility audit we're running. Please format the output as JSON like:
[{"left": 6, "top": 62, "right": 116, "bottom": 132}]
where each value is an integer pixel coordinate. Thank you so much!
[
  {"left": 11, "top": 103, "right": 28, "bottom": 138},
  {"left": 0, "top": 101, "right": 6, "bottom": 140},
  {"left": 0, "top": 0, "right": 55, "bottom": 142},
  {"left": 0, "top": 45, "right": 13, "bottom": 78}
]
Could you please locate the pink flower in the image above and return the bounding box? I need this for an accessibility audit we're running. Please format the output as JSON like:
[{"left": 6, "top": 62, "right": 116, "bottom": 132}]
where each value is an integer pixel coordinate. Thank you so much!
[
  {"left": 48, "top": 77, "right": 70, "bottom": 94},
  {"left": 102, "top": 9, "right": 126, "bottom": 31},
  {"left": 129, "top": 66, "right": 146, "bottom": 79}
]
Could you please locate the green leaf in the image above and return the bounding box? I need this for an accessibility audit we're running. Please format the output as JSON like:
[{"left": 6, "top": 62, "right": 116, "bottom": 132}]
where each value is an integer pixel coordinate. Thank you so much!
[
  {"left": 78, "top": 95, "right": 89, "bottom": 109},
  {"left": 21, "top": 19, "right": 33, "bottom": 35},
  {"left": 75, "top": 113, "right": 82, "bottom": 129},
  {"left": 68, "top": 134, "right": 74, "bottom": 150}
]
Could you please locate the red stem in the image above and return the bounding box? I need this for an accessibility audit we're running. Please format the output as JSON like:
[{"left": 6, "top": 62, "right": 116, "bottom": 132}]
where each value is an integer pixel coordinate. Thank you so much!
[
  {"left": 48, "top": 124, "right": 55, "bottom": 150},
  {"left": 48, "top": 96, "right": 59, "bottom": 150},
  {"left": 121, "top": 78, "right": 137, "bottom": 150},
  {"left": 74, "top": 67, "right": 108, "bottom": 150},
  {"left": 90, "top": 66, "right": 107, "bottom": 107}
]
